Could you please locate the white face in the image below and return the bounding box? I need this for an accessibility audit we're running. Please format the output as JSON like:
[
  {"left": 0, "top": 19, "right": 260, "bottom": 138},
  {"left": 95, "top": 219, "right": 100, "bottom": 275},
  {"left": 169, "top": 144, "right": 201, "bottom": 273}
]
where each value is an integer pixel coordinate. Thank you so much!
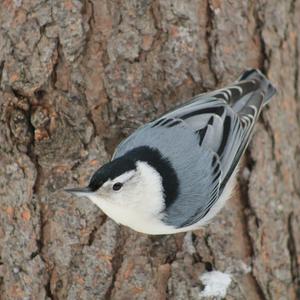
[
  {"left": 81, "top": 162, "right": 167, "bottom": 231},
  {"left": 95, "top": 169, "right": 138, "bottom": 206}
]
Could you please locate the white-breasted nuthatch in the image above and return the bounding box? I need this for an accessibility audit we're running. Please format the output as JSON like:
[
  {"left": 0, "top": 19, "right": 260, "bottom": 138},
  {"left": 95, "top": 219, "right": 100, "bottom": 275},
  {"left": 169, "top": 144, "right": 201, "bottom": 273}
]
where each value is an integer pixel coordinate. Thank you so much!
[{"left": 66, "top": 69, "right": 276, "bottom": 235}]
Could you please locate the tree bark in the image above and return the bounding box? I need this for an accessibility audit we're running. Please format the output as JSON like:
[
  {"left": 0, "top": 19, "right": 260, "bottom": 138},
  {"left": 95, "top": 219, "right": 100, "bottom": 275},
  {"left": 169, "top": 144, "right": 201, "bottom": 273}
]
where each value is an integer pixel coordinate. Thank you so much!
[{"left": 0, "top": 1, "right": 300, "bottom": 299}]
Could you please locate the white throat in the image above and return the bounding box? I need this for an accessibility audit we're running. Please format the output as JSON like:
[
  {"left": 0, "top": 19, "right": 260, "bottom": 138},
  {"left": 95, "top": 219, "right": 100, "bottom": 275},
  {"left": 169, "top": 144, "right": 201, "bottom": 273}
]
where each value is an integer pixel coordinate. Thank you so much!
[{"left": 86, "top": 161, "right": 176, "bottom": 234}]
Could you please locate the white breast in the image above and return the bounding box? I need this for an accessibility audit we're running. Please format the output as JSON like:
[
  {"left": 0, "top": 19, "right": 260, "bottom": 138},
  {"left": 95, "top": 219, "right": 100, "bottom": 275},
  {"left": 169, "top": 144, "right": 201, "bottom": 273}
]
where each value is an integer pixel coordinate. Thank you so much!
[
  {"left": 86, "top": 161, "right": 179, "bottom": 234},
  {"left": 90, "top": 197, "right": 177, "bottom": 234}
]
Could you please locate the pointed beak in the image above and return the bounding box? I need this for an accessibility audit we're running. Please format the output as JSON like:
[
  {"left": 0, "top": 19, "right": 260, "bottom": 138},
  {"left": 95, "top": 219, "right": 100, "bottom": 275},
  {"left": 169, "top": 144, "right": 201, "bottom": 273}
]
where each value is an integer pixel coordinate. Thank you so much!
[{"left": 64, "top": 186, "right": 93, "bottom": 196}]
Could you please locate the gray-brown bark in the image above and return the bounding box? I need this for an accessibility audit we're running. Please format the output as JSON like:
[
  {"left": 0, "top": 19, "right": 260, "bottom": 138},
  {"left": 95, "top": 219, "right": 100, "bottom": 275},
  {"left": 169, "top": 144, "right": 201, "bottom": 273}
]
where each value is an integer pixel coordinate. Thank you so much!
[{"left": 0, "top": 1, "right": 300, "bottom": 299}]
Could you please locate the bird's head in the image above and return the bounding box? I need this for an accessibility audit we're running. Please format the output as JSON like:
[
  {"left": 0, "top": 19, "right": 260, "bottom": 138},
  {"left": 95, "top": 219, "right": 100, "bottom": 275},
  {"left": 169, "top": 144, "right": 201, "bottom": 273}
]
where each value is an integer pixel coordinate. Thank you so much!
[{"left": 65, "top": 147, "right": 176, "bottom": 220}]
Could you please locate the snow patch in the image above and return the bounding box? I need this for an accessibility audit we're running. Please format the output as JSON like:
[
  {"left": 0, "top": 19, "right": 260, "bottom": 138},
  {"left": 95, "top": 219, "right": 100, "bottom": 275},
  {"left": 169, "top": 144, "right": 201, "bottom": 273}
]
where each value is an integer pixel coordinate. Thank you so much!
[{"left": 199, "top": 271, "right": 232, "bottom": 298}]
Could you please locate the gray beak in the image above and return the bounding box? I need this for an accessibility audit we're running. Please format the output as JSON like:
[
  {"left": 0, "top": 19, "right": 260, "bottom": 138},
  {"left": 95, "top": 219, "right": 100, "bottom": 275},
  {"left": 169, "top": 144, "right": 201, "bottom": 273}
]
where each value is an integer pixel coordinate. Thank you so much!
[{"left": 64, "top": 186, "right": 93, "bottom": 196}]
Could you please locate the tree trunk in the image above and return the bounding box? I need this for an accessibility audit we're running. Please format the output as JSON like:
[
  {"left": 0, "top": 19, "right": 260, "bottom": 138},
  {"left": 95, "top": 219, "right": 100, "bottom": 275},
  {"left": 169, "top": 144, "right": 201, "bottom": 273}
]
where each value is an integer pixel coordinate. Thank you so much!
[{"left": 0, "top": 1, "right": 299, "bottom": 299}]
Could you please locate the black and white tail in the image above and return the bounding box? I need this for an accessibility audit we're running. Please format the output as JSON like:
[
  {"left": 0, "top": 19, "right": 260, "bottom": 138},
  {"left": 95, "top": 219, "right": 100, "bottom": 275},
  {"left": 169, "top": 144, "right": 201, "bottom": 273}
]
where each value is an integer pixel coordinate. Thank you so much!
[
  {"left": 216, "top": 69, "right": 276, "bottom": 190},
  {"left": 230, "top": 69, "right": 277, "bottom": 115},
  {"left": 238, "top": 69, "right": 277, "bottom": 105}
]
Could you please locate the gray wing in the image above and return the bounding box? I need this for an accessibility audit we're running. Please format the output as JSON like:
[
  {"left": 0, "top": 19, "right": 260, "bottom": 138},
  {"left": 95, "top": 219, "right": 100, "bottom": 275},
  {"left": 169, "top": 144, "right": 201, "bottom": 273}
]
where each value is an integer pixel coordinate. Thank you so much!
[
  {"left": 114, "top": 71, "right": 275, "bottom": 228},
  {"left": 160, "top": 80, "right": 264, "bottom": 191}
]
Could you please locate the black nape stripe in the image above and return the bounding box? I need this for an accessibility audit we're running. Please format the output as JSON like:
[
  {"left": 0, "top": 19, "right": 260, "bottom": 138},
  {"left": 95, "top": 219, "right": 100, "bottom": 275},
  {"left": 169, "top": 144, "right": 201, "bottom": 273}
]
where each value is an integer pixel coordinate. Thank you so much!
[
  {"left": 125, "top": 146, "right": 179, "bottom": 208},
  {"left": 88, "top": 157, "right": 136, "bottom": 191},
  {"left": 89, "top": 146, "right": 179, "bottom": 208}
]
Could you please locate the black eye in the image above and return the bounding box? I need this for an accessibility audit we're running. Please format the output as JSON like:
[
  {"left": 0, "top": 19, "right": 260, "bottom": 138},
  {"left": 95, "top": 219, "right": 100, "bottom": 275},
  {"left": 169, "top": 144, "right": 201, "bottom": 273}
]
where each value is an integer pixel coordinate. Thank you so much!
[{"left": 112, "top": 182, "right": 123, "bottom": 191}]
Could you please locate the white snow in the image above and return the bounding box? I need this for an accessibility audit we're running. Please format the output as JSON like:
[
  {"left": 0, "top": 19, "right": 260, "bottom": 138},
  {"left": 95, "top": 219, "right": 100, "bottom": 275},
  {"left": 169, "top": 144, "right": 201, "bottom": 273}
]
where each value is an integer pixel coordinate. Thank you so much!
[{"left": 199, "top": 271, "right": 232, "bottom": 298}]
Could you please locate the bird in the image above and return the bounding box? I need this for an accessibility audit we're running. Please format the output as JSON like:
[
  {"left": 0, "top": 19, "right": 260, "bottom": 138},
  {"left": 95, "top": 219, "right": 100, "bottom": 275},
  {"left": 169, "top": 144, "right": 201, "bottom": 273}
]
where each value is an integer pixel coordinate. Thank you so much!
[{"left": 65, "top": 69, "right": 276, "bottom": 235}]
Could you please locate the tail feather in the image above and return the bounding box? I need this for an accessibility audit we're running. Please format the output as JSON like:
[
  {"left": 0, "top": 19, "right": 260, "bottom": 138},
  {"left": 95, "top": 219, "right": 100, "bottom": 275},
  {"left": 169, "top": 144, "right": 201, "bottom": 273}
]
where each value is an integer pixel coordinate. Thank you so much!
[{"left": 238, "top": 68, "right": 277, "bottom": 105}]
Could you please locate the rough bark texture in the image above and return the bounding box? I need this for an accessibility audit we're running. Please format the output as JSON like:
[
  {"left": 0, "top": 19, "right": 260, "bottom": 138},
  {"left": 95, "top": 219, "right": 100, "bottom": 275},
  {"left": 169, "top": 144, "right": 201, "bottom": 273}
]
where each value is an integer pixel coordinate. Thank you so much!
[{"left": 0, "top": 1, "right": 299, "bottom": 299}]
